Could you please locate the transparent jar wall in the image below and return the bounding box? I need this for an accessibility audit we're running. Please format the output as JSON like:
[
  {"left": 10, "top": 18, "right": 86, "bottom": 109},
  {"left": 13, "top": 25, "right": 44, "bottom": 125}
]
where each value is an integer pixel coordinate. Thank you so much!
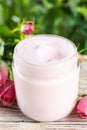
[
  {"left": 13, "top": 53, "right": 78, "bottom": 80},
  {"left": 12, "top": 62, "right": 79, "bottom": 121},
  {"left": 12, "top": 35, "right": 79, "bottom": 121}
]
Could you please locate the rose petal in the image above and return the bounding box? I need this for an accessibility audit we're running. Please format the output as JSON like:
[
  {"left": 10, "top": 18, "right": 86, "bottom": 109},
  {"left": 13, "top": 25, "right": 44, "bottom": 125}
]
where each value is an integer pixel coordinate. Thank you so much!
[
  {"left": 0, "top": 80, "right": 15, "bottom": 106},
  {"left": 76, "top": 96, "right": 87, "bottom": 118},
  {"left": 0, "top": 66, "right": 8, "bottom": 86}
]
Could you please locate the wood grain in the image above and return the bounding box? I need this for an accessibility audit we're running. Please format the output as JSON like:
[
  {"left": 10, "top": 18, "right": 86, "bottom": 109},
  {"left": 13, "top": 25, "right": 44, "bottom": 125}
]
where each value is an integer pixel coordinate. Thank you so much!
[{"left": 0, "top": 61, "right": 87, "bottom": 130}]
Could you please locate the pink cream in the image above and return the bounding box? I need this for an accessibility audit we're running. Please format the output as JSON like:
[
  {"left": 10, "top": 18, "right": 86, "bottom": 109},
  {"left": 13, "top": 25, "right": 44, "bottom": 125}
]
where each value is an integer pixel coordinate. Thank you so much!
[{"left": 12, "top": 35, "right": 79, "bottom": 121}]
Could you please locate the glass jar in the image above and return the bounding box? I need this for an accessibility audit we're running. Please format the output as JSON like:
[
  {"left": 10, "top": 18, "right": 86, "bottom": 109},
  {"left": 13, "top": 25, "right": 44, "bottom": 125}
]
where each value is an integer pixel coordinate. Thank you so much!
[{"left": 12, "top": 35, "right": 79, "bottom": 121}]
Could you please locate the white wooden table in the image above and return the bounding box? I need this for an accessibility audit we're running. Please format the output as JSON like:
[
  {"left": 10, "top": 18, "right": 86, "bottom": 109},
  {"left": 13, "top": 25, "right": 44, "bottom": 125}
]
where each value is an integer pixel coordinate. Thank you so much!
[{"left": 0, "top": 61, "right": 87, "bottom": 130}]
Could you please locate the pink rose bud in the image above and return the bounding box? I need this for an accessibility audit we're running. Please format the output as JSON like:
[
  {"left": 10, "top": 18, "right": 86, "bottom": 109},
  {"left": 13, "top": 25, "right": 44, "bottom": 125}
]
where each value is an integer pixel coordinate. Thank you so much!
[
  {"left": 0, "top": 80, "right": 15, "bottom": 106},
  {"left": 76, "top": 96, "right": 87, "bottom": 118},
  {"left": 21, "top": 21, "right": 34, "bottom": 35},
  {"left": 0, "top": 66, "right": 8, "bottom": 86}
]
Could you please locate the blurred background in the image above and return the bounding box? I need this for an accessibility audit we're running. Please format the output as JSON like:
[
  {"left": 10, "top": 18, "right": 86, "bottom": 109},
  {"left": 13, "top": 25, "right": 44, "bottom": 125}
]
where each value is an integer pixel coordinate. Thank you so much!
[{"left": 0, "top": 0, "right": 87, "bottom": 64}]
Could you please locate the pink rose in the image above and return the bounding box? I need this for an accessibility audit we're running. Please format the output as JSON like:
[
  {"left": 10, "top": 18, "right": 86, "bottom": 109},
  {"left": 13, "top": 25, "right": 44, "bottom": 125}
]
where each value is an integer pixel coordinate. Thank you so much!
[
  {"left": 0, "top": 66, "right": 8, "bottom": 86},
  {"left": 0, "top": 80, "right": 15, "bottom": 106},
  {"left": 21, "top": 21, "right": 34, "bottom": 35},
  {"left": 0, "top": 66, "right": 15, "bottom": 106},
  {"left": 76, "top": 96, "right": 87, "bottom": 118}
]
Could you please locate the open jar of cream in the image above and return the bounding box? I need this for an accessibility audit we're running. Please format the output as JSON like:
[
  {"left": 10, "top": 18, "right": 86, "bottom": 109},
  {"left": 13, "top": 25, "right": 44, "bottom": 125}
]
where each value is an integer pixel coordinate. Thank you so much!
[{"left": 12, "top": 35, "right": 79, "bottom": 121}]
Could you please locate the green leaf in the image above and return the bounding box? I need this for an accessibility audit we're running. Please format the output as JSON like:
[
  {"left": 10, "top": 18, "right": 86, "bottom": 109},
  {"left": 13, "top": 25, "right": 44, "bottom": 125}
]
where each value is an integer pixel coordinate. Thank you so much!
[
  {"left": 42, "top": 0, "right": 53, "bottom": 10},
  {"left": 76, "top": 7, "right": 87, "bottom": 17},
  {"left": 78, "top": 48, "right": 87, "bottom": 54},
  {"left": 0, "top": 4, "right": 5, "bottom": 24},
  {"left": 0, "top": 38, "right": 4, "bottom": 56},
  {"left": 57, "top": 0, "right": 63, "bottom": 7},
  {"left": 84, "top": 40, "right": 87, "bottom": 54},
  {"left": 0, "top": 25, "right": 12, "bottom": 37}
]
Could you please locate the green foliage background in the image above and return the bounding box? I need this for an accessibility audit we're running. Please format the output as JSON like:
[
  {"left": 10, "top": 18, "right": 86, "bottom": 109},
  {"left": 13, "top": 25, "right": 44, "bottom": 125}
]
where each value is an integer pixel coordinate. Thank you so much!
[{"left": 0, "top": 0, "right": 87, "bottom": 64}]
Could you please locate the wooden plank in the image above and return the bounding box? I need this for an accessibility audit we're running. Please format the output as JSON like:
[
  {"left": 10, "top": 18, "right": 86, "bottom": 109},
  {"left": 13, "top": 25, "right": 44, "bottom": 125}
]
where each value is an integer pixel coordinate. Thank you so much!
[{"left": 0, "top": 61, "right": 87, "bottom": 130}]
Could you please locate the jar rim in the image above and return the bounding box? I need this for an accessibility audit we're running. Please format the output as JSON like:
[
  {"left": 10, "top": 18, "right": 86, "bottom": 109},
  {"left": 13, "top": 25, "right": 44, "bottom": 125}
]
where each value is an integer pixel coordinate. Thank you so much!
[{"left": 13, "top": 34, "right": 78, "bottom": 68}]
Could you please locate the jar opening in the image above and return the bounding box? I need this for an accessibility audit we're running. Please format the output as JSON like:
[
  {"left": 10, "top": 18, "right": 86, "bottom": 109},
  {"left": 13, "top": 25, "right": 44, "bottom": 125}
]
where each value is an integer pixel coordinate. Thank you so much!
[{"left": 13, "top": 34, "right": 77, "bottom": 68}]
